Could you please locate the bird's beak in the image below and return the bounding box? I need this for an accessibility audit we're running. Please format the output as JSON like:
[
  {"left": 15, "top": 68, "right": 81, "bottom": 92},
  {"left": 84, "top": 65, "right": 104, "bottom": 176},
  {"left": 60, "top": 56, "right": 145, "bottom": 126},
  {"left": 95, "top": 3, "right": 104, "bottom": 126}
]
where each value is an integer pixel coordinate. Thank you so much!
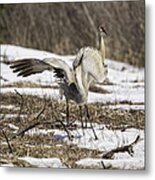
[{"left": 103, "top": 28, "right": 108, "bottom": 36}]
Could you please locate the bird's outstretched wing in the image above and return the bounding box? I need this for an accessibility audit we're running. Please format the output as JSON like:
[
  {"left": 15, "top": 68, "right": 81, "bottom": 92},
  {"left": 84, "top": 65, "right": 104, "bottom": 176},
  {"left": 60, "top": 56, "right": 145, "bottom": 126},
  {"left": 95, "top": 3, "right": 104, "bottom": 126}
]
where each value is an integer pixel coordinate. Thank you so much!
[
  {"left": 10, "top": 58, "right": 73, "bottom": 82},
  {"left": 10, "top": 58, "right": 51, "bottom": 77}
]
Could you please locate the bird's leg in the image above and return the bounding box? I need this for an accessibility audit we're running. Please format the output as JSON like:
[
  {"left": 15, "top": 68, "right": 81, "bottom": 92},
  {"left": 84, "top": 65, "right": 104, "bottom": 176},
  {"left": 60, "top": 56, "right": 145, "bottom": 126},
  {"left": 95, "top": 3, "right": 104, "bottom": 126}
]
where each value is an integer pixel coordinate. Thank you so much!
[
  {"left": 84, "top": 104, "right": 89, "bottom": 128},
  {"left": 66, "top": 98, "right": 70, "bottom": 126},
  {"left": 79, "top": 105, "right": 84, "bottom": 128},
  {"left": 85, "top": 104, "right": 98, "bottom": 140}
]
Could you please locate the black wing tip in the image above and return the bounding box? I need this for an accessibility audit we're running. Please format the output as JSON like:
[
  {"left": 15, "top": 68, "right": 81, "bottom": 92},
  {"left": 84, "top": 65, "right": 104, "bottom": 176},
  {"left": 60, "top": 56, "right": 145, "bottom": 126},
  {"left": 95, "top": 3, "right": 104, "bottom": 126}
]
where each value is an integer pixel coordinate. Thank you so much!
[
  {"left": 53, "top": 68, "right": 65, "bottom": 79},
  {"left": 13, "top": 69, "right": 19, "bottom": 73},
  {"left": 17, "top": 74, "right": 29, "bottom": 77}
]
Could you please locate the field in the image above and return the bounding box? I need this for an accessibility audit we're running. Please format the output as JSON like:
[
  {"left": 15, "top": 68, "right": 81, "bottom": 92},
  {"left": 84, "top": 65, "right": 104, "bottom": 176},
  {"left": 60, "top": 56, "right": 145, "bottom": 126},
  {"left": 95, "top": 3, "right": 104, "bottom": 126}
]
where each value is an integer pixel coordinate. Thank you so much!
[{"left": 0, "top": 45, "right": 145, "bottom": 169}]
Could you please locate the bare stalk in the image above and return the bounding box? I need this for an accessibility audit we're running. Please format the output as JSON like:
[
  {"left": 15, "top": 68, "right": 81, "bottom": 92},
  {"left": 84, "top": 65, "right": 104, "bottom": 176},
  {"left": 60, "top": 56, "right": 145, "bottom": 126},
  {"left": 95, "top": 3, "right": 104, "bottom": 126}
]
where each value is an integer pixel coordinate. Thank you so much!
[
  {"left": 10, "top": 102, "right": 46, "bottom": 139},
  {"left": 0, "top": 128, "right": 13, "bottom": 153},
  {"left": 56, "top": 119, "right": 73, "bottom": 141}
]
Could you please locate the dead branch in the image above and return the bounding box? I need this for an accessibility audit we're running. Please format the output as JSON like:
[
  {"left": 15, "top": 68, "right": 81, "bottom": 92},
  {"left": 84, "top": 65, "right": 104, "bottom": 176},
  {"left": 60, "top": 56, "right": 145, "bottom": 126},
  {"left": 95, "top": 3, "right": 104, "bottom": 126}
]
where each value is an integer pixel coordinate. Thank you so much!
[
  {"left": 10, "top": 102, "right": 46, "bottom": 140},
  {"left": 56, "top": 119, "right": 73, "bottom": 141},
  {"left": 0, "top": 128, "right": 13, "bottom": 153},
  {"left": 101, "top": 161, "right": 112, "bottom": 169},
  {"left": 102, "top": 135, "right": 140, "bottom": 159},
  {"left": 11, "top": 121, "right": 41, "bottom": 140}
]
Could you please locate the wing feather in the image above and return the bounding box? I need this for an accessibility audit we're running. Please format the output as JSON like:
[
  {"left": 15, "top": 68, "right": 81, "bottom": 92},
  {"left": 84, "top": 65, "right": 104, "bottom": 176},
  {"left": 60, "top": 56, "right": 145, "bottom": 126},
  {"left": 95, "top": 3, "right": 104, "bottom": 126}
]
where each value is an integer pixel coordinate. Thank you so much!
[
  {"left": 10, "top": 58, "right": 51, "bottom": 77},
  {"left": 10, "top": 58, "right": 73, "bottom": 82}
]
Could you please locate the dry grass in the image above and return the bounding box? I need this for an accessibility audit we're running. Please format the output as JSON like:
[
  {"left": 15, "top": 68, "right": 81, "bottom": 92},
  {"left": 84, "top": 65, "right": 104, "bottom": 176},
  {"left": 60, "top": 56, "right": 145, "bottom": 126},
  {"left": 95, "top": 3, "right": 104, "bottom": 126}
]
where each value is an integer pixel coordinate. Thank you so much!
[
  {"left": 0, "top": 1, "right": 145, "bottom": 67},
  {"left": 0, "top": 92, "right": 144, "bottom": 168},
  {"left": 1, "top": 81, "right": 58, "bottom": 88},
  {"left": 1, "top": 81, "right": 111, "bottom": 94},
  {"left": 0, "top": 92, "right": 144, "bottom": 129}
]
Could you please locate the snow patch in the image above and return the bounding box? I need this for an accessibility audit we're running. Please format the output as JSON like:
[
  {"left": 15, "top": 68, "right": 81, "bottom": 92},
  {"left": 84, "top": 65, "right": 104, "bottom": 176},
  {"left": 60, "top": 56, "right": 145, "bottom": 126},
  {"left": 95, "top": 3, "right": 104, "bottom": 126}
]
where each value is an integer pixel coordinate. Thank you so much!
[
  {"left": 76, "top": 157, "right": 144, "bottom": 170},
  {"left": 1, "top": 44, "right": 144, "bottom": 108},
  {"left": 53, "top": 124, "right": 144, "bottom": 169},
  {"left": 18, "top": 157, "right": 66, "bottom": 168}
]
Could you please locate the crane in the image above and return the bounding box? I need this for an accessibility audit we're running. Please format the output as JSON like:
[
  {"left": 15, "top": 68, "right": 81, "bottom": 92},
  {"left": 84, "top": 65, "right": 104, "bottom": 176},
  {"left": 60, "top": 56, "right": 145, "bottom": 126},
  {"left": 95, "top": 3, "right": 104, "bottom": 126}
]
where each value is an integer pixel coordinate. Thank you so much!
[{"left": 10, "top": 25, "right": 108, "bottom": 126}]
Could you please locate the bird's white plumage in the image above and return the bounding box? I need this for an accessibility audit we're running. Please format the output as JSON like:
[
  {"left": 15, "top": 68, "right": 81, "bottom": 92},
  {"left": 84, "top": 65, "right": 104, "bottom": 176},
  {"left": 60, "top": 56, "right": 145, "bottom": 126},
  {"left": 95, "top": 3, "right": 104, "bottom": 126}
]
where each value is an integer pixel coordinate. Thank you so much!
[{"left": 10, "top": 26, "right": 107, "bottom": 105}]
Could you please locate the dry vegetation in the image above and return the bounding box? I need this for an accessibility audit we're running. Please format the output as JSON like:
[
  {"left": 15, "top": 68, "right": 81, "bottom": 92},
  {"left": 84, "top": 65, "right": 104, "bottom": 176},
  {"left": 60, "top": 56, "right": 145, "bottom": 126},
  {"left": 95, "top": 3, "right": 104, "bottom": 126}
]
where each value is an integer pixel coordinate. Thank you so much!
[
  {"left": 0, "top": 1, "right": 145, "bottom": 66},
  {"left": 0, "top": 92, "right": 144, "bottom": 129},
  {"left": 0, "top": 1, "right": 145, "bottom": 168},
  {"left": 0, "top": 92, "right": 144, "bottom": 168}
]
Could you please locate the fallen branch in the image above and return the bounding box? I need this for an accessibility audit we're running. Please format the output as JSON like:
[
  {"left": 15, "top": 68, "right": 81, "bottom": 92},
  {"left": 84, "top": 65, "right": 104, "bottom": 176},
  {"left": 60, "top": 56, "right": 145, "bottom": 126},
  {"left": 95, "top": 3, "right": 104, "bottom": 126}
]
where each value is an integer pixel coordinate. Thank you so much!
[
  {"left": 0, "top": 128, "right": 13, "bottom": 153},
  {"left": 10, "top": 102, "right": 46, "bottom": 140},
  {"left": 10, "top": 121, "right": 41, "bottom": 140},
  {"left": 102, "top": 135, "right": 140, "bottom": 159}
]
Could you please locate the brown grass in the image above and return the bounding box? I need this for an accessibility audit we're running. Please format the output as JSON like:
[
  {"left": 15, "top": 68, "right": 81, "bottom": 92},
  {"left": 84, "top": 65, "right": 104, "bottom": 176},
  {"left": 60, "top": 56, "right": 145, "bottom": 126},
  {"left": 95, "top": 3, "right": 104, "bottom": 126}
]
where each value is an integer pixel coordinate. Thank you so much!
[
  {"left": 0, "top": 1, "right": 145, "bottom": 67},
  {"left": 0, "top": 92, "right": 144, "bottom": 168},
  {"left": 1, "top": 81, "right": 111, "bottom": 94}
]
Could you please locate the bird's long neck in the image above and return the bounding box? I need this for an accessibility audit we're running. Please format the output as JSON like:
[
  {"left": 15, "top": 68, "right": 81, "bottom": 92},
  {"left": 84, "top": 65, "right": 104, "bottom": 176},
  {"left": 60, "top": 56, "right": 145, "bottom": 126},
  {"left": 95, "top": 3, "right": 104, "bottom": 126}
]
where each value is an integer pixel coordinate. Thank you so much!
[{"left": 98, "top": 33, "right": 105, "bottom": 60}]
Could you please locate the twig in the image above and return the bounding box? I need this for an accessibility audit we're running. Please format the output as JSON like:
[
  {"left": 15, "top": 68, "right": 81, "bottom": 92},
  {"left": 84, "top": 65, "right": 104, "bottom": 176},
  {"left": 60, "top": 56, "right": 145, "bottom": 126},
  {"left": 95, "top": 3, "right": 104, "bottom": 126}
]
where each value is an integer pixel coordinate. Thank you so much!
[
  {"left": 35, "top": 101, "right": 46, "bottom": 120},
  {"left": 101, "top": 161, "right": 106, "bottom": 169},
  {"left": 10, "top": 102, "right": 46, "bottom": 140},
  {"left": 50, "top": 101, "right": 73, "bottom": 141},
  {"left": 56, "top": 119, "right": 73, "bottom": 141},
  {"left": 90, "top": 121, "right": 98, "bottom": 140},
  {"left": 102, "top": 135, "right": 140, "bottom": 159},
  {"left": 0, "top": 128, "right": 13, "bottom": 153},
  {"left": 10, "top": 121, "right": 41, "bottom": 140},
  {"left": 101, "top": 161, "right": 112, "bottom": 169}
]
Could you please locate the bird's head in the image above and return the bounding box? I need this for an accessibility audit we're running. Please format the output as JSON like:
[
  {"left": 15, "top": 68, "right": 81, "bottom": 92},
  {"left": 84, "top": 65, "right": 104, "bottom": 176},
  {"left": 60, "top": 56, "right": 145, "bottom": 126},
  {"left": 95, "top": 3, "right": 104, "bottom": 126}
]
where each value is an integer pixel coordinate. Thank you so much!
[{"left": 98, "top": 24, "right": 108, "bottom": 36}]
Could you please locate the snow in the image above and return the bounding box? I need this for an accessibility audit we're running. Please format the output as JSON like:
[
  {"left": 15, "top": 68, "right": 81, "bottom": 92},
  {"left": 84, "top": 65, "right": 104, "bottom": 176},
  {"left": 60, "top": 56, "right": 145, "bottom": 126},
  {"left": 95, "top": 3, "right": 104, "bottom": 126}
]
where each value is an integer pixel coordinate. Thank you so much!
[
  {"left": 18, "top": 157, "right": 66, "bottom": 168},
  {"left": 1, "top": 44, "right": 74, "bottom": 63},
  {"left": 1, "top": 44, "right": 144, "bottom": 107},
  {"left": 103, "top": 104, "right": 144, "bottom": 110},
  {"left": 11, "top": 122, "right": 144, "bottom": 169},
  {"left": 106, "top": 60, "right": 144, "bottom": 84},
  {"left": 1, "top": 105, "right": 16, "bottom": 109},
  {"left": 1, "top": 163, "right": 14, "bottom": 167},
  {"left": 88, "top": 86, "right": 144, "bottom": 104},
  {"left": 7, "top": 123, "right": 19, "bottom": 130},
  {"left": 0, "top": 114, "right": 26, "bottom": 119},
  {"left": 76, "top": 158, "right": 144, "bottom": 170},
  {"left": 25, "top": 128, "right": 53, "bottom": 136},
  {"left": 53, "top": 124, "right": 143, "bottom": 151},
  {"left": 0, "top": 44, "right": 145, "bottom": 169},
  {"left": 1, "top": 87, "right": 60, "bottom": 100},
  {"left": 1, "top": 62, "right": 55, "bottom": 86},
  {"left": 1, "top": 86, "right": 144, "bottom": 105},
  {"left": 53, "top": 124, "right": 144, "bottom": 169}
]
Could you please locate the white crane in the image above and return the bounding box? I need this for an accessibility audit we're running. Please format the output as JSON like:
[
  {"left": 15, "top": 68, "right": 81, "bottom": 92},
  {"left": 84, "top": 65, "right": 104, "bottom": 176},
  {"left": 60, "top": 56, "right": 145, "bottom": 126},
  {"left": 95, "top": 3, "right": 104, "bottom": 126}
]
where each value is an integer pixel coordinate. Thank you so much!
[{"left": 10, "top": 25, "right": 108, "bottom": 126}]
